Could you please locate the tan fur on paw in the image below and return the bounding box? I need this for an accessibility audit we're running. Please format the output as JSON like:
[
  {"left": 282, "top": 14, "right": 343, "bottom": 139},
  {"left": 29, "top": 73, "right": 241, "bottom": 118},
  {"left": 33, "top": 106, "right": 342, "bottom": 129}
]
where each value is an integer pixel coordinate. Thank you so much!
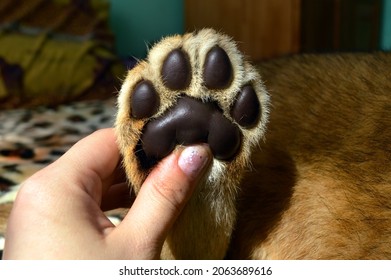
[{"left": 115, "top": 29, "right": 269, "bottom": 259}]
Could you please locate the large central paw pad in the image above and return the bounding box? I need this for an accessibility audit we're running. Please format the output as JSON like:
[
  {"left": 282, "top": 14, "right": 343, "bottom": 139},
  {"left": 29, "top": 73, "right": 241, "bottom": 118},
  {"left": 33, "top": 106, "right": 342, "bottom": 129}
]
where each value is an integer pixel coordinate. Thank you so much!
[
  {"left": 116, "top": 29, "right": 269, "bottom": 185},
  {"left": 141, "top": 95, "right": 242, "bottom": 162}
]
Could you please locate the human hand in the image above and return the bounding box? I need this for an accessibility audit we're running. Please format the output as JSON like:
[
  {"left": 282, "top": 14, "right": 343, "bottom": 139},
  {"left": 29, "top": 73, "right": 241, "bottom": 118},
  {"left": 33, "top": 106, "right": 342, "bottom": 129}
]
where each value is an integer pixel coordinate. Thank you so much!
[{"left": 3, "top": 128, "right": 211, "bottom": 259}]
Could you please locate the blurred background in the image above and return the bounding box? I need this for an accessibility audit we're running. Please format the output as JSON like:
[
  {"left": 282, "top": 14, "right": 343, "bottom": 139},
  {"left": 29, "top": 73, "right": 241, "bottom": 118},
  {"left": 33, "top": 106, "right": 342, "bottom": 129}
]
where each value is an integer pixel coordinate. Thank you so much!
[
  {"left": 0, "top": 0, "right": 390, "bottom": 108},
  {"left": 109, "top": 0, "right": 391, "bottom": 61}
]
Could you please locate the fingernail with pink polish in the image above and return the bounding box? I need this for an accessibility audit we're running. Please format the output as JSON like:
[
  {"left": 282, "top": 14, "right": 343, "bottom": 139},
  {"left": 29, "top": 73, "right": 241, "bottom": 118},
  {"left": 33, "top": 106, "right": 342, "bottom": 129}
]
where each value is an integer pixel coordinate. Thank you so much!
[{"left": 178, "top": 146, "right": 210, "bottom": 180}]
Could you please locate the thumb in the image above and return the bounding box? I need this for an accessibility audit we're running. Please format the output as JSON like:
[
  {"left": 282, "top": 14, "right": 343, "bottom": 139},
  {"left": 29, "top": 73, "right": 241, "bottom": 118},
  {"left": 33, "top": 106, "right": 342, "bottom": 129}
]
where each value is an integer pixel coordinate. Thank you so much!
[{"left": 110, "top": 145, "right": 212, "bottom": 259}]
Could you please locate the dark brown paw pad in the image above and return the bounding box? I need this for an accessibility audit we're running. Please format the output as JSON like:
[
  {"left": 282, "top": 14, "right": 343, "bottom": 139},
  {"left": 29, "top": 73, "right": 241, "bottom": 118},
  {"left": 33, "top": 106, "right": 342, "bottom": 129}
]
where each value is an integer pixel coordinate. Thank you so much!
[
  {"left": 161, "top": 49, "right": 192, "bottom": 90},
  {"left": 231, "top": 85, "right": 260, "bottom": 128},
  {"left": 131, "top": 81, "right": 160, "bottom": 119},
  {"left": 203, "top": 46, "right": 233, "bottom": 89}
]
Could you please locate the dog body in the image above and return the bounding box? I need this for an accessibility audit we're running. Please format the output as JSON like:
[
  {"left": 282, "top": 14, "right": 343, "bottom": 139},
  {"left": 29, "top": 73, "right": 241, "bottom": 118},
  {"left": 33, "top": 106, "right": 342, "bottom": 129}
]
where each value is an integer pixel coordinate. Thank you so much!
[{"left": 230, "top": 53, "right": 391, "bottom": 259}]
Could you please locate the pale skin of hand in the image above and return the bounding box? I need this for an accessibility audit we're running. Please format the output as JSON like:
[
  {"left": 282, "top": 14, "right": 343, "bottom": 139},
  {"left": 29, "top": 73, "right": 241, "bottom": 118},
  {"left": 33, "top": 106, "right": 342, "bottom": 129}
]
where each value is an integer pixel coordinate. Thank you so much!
[{"left": 3, "top": 128, "right": 211, "bottom": 259}]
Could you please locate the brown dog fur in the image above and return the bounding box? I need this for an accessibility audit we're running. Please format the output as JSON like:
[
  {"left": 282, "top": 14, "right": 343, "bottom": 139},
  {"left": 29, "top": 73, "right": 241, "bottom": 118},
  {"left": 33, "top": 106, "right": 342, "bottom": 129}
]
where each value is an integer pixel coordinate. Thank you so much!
[
  {"left": 229, "top": 53, "right": 391, "bottom": 259},
  {"left": 116, "top": 30, "right": 391, "bottom": 259}
]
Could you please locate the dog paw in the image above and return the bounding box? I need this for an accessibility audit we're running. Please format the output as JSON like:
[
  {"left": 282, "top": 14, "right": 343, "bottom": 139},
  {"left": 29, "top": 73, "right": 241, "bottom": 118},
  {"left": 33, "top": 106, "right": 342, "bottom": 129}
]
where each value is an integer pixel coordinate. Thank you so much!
[
  {"left": 116, "top": 28, "right": 269, "bottom": 190},
  {"left": 115, "top": 28, "right": 270, "bottom": 259}
]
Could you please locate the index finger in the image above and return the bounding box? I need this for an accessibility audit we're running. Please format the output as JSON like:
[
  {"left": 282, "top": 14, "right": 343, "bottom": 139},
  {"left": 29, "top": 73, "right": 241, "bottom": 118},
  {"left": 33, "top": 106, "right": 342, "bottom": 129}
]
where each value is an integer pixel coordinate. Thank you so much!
[{"left": 54, "top": 128, "right": 123, "bottom": 203}]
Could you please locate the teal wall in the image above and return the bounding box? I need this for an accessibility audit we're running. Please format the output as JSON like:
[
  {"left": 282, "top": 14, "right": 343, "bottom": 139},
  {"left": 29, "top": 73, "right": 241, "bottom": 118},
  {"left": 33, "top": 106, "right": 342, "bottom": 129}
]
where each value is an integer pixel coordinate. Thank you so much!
[
  {"left": 108, "top": 0, "right": 184, "bottom": 59},
  {"left": 381, "top": 0, "right": 391, "bottom": 50},
  {"left": 107, "top": 0, "right": 390, "bottom": 55}
]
